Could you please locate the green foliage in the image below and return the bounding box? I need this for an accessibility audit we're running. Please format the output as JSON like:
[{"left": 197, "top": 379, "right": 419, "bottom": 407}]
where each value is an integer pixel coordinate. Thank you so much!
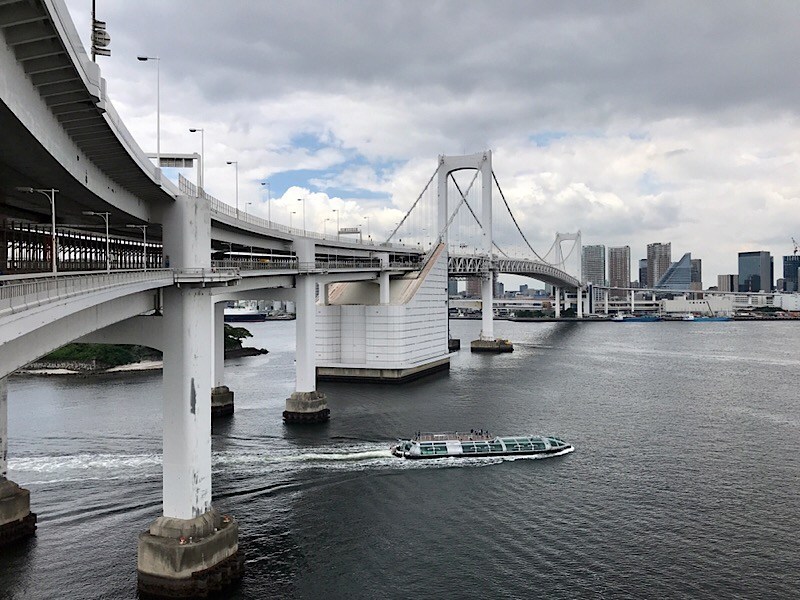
[
  {"left": 515, "top": 310, "right": 546, "bottom": 318},
  {"left": 224, "top": 324, "right": 252, "bottom": 350},
  {"left": 41, "top": 325, "right": 253, "bottom": 366},
  {"left": 44, "top": 344, "right": 159, "bottom": 367}
]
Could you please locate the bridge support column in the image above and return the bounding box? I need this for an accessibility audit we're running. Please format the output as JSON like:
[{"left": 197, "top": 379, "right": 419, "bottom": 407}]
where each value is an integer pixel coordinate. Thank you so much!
[
  {"left": 0, "top": 377, "right": 37, "bottom": 547},
  {"left": 577, "top": 288, "right": 584, "bottom": 319},
  {"left": 554, "top": 287, "right": 561, "bottom": 318},
  {"left": 138, "top": 193, "right": 241, "bottom": 597},
  {"left": 604, "top": 290, "right": 609, "bottom": 314},
  {"left": 630, "top": 290, "right": 635, "bottom": 313},
  {"left": 378, "top": 253, "right": 391, "bottom": 304},
  {"left": 471, "top": 272, "right": 512, "bottom": 352},
  {"left": 212, "top": 302, "right": 234, "bottom": 417},
  {"left": 284, "top": 239, "right": 329, "bottom": 423}
]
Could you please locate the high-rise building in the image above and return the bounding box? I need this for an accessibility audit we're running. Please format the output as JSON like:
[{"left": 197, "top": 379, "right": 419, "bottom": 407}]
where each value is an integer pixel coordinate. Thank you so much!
[
  {"left": 638, "top": 259, "right": 648, "bottom": 289},
  {"left": 646, "top": 242, "right": 671, "bottom": 287},
  {"left": 690, "top": 258, "right": 702, "bottom": 290},
  {"left": 608, "top": 246, "right": 630, "bottom": 297},
  {"left": 466, "top": 277, "right": 481, "bottom": 297},
  {"left": 448, "top": 278, "right": 458, "bottom": 296},
  {"left": 582, "top": 244, "right": 606, "bottom": 286},
  {"left": 783, "top": 255, "right": 800, "bottom": 292},
  {"left": 717, "top": 274, "right": 739, "bottom": 292},
  {"left": 655, "top": 252, "right": 692, "bottom": 290},
  {"left": 738, "top": 251, "right": 772, "bottom": 292}
]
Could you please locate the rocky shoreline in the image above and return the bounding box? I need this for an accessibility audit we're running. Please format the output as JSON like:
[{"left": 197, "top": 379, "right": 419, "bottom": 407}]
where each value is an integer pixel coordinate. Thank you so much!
[{"left": 15, "top": 347, "right": 268, "bottom": 377}]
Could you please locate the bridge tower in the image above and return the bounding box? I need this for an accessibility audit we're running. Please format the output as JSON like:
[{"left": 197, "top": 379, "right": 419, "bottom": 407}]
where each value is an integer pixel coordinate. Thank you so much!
[{"left": 437, "top": 151, "right": 512, "bottom": 352}]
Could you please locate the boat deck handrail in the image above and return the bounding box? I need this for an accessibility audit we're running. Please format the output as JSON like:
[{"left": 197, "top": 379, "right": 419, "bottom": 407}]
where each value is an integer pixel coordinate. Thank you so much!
[{"left": 412, "top": 431, "right": 493, "bottom": 442}]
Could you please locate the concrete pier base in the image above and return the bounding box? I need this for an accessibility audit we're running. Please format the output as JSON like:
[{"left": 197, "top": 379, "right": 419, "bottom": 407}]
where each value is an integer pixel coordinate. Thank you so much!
[
  {"left": 211, "top": 386, "right": 234, "bottom": 418},
  {"left": 317, "top": 356, "right": 451, "bottom": 383},
  {"left": 283, "top": 390, "right": 330, "bottom": 424},
  {"left": 0, "top": 479, "right": 37, "bottom": 546},
  {"left": 470, "top": 339, "right": 514, "bottom": 353},
  {"left": 137, "top": 508, "right": 243, "bottom": 598}
]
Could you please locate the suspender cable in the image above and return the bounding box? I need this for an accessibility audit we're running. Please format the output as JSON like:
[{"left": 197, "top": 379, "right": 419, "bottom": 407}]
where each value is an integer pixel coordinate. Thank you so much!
[
  {"left": 386, "top": 166, "right": 439, "bottom": 243},
  {"left": 492, "top": 170, "right": 549, "bottom": 263}
]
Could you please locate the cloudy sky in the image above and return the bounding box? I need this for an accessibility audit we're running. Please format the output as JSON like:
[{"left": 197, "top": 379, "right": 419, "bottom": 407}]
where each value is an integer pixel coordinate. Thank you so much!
[{"left": 64, "top": 1, "right": 800, "bottom": 288}]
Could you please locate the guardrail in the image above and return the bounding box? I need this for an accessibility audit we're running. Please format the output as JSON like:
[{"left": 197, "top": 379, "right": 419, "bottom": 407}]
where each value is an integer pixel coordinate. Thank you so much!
[{"left": 0, "top": 269, "right": 173, "bottom": 317}]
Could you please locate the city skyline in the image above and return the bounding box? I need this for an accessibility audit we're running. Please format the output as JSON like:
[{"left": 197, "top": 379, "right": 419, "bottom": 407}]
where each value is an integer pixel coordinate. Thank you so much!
[{"left": 63, "top": 1, "right": 800, "bottom": 287}]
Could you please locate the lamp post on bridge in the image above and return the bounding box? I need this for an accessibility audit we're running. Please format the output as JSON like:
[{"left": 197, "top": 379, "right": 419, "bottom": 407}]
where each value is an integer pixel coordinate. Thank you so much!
[
  {"left": 323, "top": 218, "right": 330, "bottom": 236},
  {"left": 226, "top": 160, "right": 239, "bottom": 217},
  {"left": 16, "top": 187, "right": 59, "bottom": 274},
  {"left": 290, "top": 211, "right": 296, "bottom": 229},
  {"left": 83, "top": 210, "right": 111, "bottom": 273},
  {"left": 363, "top": 216, "right": 371, "bottom": 241},
  {"left": 297, "top": 198, "right": 306, "bottom": 234},
  {"left": 125, "top": 224, "right": 148, "bottom": 272},
  {"left": 188, "top": 128, "right": 204, "bottom": 191},
  {"left": 332, "top": 209, "right": 339, "bottom": 241},
  {"left": 136, "top": 55, "right": 160, "bottom": 168},
  {"left": 260, "top": 181, "right": 271, "bottom": 223}
]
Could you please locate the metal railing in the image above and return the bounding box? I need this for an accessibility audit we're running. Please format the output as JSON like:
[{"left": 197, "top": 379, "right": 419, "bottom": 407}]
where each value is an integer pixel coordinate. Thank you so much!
[{"left": 0, "top": 269, "right": 173, "bottom": 316}]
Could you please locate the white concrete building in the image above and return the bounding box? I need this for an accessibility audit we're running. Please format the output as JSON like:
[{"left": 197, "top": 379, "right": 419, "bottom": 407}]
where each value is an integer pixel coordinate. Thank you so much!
[{"left": 316, "top": 245, "right": 450, "bottom": 381}]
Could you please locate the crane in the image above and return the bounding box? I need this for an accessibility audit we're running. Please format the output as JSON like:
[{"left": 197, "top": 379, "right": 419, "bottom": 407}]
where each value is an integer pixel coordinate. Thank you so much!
[{"left": 793, "top": 237, "right": 799, "bottom": 255}]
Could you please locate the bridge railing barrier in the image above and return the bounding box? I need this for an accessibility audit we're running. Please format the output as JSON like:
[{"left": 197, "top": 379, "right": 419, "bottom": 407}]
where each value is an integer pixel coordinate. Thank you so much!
[
  {"left": 0, "top": 270, "right": 173, "bottom": 317},
  {"left": 211, "top": 259, "right": 299, "bottom": 271}
]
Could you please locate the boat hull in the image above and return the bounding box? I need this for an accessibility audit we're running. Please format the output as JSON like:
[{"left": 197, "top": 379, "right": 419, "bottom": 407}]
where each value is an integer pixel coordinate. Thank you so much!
[{"left": 224, "top": 314, "right": 267, "bottom": 323}]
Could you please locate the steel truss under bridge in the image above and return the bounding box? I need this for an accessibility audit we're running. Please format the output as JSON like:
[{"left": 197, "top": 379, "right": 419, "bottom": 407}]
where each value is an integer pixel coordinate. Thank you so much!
[{"left": 448, "top": 254, "right": 581, "bottom": 289}]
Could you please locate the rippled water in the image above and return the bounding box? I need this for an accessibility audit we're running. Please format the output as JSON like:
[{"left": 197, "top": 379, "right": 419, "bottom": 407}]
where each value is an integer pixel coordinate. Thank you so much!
[{"left": 2, "top": 320, "right": 799, "bottom": 598}]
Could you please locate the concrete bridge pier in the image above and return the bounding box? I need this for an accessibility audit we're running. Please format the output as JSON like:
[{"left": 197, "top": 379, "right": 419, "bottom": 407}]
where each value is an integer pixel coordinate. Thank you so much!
[
  {"left": 211, "top": 302, "right": 234, "bottom": 417},
  {"left": 284, "top": 239, "right": 329, "bottom": 423},
  {"left": 554, "top": 287, "right": 561, "bottom": 318},
  {"left": 137, "top": 287, "right": 243, "bottom": 597},
  {"left": 0, "top": 377, "right": 37, "bottom": 546},
  {"left": 471, "top": 272, "right": 513, "bottom": 353},
  {"left": 138, "top": 195, "right": 241, "bottom": 597},
  {"left": 577, "top": 288, "right": 584, "bottom": 318}
]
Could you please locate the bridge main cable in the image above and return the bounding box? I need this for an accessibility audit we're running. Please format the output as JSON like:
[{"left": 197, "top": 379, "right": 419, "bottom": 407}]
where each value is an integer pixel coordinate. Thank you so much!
[
  {"left": 491, "top": 170, "right": 549, "bottom": 263},
  {"left": 386, "top": 166, "right": 439, "bottom": 243}
]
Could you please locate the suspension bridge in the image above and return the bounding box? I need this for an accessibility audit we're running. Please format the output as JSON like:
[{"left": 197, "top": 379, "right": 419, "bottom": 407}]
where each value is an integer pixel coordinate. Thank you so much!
[{"left": 0, "top": 0, "right": 584, "bottom": 596}]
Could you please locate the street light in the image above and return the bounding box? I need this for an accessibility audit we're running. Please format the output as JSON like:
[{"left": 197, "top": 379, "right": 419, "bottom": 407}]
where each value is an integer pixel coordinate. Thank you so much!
[
  {"left": 136, "top": 56, "right": 160, "bottom": 168},
  {"left": 126, "top": 224, "right": 148, "bottom": 272},
  {"left": 290, "top": 211, "right": 296, "bottom": 229},
  {"left": 260, "top": 181, "right": 271, "bottom": 223},
  {"left": 363, "top": 216, "right": 371, "bottom": 241},
  {"left": 246, "top": 201, "right": 252, "bottom": 215},
  {"left": 226, "top": 160, "right": 239, "bottom": 216},
  {"left": 332, "top": 209, "right": 339, "bottom": 241},
  {"left": 16, "top": 187, "right": 58, "bottom": 275},
  {"left": 297, "top": 197, "right": 305, "bottom": 233},
  {"left": 323, "top": 218, "right": 330, "bottom": 236},
  {"left": 83, "top": 210, "right": 111, "bottom": 273},
  {"left": 189, "top": 128, "right": 204, "bottom": 191}
]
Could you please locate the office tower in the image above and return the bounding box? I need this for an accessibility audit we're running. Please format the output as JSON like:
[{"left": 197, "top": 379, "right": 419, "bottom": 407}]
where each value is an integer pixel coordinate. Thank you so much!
[
  {"left": 608, "top": 246, "right": 631, "bottom": 297},
  {"left": 656, "top": 252, "right": 692, "bottom": 290},
  {"left": 448, "top": 278, "right": 458, "bottom": 296},
  {"left": 466, "top": 277, "right": 481, "bottom": 297},
  {"left": 783, "top": 255, "right": 800, "bottom": 292},
  {"left": 582, "top": 244, "right": 606, "bottom": 286},
  {"left": 717, "top": 274, "right": 739, "bottom": 292},
  {"left": 690, "top": 258, "right": 702, "bottom": 290},
  {"left": 519, "top": 284, "right": 529, "bottom": 295},
  {"left": 738, "top": 251, "right": 772, "bottom": 292},
  {"left": 646, "top": 242, "right": 671, "bottom": 287},
  {"left": 638, "top": 259, "right": 648, "bottom": 289}
]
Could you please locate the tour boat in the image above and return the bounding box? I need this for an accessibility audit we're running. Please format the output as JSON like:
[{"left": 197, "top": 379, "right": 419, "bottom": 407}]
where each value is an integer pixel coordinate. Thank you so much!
[
  {"left": 223, "top": 305, "right": 267, "bottom": 322},
  {"left": 391, "top": 432, "right": 573, "bottom": 459}
]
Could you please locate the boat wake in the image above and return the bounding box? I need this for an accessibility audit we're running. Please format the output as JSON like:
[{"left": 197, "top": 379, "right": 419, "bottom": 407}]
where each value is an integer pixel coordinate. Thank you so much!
[{"left": 8, "top": 443, "right": 574, "bottom": 485}]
